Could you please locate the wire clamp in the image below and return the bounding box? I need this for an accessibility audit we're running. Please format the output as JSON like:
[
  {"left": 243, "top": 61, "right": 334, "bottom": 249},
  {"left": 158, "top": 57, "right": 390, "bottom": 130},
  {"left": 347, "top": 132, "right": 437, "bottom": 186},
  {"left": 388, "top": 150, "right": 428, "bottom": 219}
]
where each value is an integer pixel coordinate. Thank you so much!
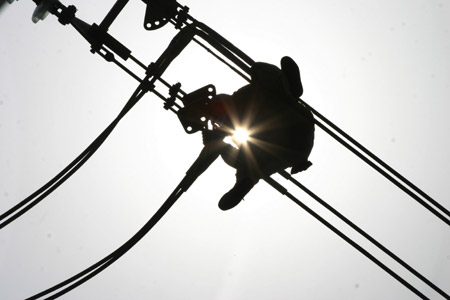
[
  {"left": 164, "top": 82, "right": 181, "bottom": 110},
  {"left": 174, "top": 5, "right": 189, "bottom": 29},
  {"left": 58, "top": 4, "right": 76, "bottom": 25}
]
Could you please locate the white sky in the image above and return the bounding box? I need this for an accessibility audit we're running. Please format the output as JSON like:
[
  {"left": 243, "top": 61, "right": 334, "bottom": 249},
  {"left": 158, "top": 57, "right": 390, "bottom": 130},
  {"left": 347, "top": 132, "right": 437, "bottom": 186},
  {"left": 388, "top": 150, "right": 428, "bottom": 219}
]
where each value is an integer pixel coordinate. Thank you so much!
[{"left": 0, "top": 0, "right": 449, "bottom": 299}]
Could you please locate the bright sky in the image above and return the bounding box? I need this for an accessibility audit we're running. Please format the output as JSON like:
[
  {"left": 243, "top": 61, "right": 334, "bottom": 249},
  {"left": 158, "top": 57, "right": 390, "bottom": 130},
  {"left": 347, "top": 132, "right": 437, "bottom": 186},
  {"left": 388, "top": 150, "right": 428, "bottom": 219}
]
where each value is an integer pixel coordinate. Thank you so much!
[{"left": 0, "top": 0, "right": 449, "bottom": 299}]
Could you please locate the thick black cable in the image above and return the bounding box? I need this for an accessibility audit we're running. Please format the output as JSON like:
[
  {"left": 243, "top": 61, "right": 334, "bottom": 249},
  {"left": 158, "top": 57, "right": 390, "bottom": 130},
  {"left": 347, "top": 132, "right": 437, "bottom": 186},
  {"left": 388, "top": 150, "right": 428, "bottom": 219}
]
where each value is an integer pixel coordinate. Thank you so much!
[
  {"left": 0, "top": 149, "right": 92, "bottom": 230},
  {"left": 0, "top": 37, "right": 191, "bottom": 230},
  {"left": 194, "top": 29, "right": 251, "bottom": 76},
  {"left": 0, "top": 85, "right": 147, "bottom": 230},
  {"left": 300, "top": 100, "right": 450, "bottom": 219},
  {"left": 0, "top": 120, "right": 109, "bottom": 229},
  {"left": 168, "top": 19, "right": 251, "bottom": 82},
  {"left": 38, "top": 187, "right": 184, "bottom": 300},
  {"left": 313, "top": 117, "right": 450, "bottom": 225},
  {"left": 192, "top": 19, "right": 255, "bottom": 67},
  {"left": 27, "top": 185, "right": 184, "bottom": 300},
  {"left": 278, "top": 170, "right": 449, "bottom": 299},
  {"left": 264, "top": 177, "right": 429, "bottom": 300},
  {"left": 27, "top": 145, "right": 220, "bottom": 300},
  {"left": 26, "top": 152, "right": 432, "bottom": 299},
  {"left": 192, "top": 36, "right": 251, "bottom": 82}
]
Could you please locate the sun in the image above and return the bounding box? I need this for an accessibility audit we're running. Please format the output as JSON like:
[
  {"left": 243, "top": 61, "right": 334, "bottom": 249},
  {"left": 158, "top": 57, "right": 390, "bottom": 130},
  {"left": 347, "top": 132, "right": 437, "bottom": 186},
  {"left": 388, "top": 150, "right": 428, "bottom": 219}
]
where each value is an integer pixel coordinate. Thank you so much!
[
  {"left": 233, "top": 128, "right": 249, "bottom": 144},
  {"left": 222, "top": 127, "right": 250, "bottom": 149}
]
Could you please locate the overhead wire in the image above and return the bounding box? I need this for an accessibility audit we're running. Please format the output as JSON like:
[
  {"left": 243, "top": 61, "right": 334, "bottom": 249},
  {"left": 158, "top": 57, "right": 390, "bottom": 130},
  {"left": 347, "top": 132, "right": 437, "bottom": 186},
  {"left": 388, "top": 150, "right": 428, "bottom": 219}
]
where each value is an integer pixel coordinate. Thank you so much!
[
  {"left": 27, "top": 186, "right": 185, "bottom": 300},
  {"left": 311, "top": 117, "right": 449, "bottom": 225},
  {"left": 168, "top": 19, "right": 251, "bottom": 82},
  {"left": 277, "top": 170, "right": 449, "bottom": 299},
  {"left": 3, "top": 1, "right": 447, "bottom": 231},
  {"left": 301, "top": 100, "right": 450, "bottom": 219},
  {"left": 0, "top": 59, "right": 150, "bottom": 229},
  {"left": 26, "top": 144, "right": 220, "bottom": 300},
  {"left": 264, "top": 176, "right": 430, "bottom": 300},
  {"left": 1, "top": 3, "right": 447, "bottom": 299},
  {"left": 0, "top": 43, "right": 190, "bottom": 230},
  {"left": 193, "top": 36, "right": 251, "bottom": 82}
]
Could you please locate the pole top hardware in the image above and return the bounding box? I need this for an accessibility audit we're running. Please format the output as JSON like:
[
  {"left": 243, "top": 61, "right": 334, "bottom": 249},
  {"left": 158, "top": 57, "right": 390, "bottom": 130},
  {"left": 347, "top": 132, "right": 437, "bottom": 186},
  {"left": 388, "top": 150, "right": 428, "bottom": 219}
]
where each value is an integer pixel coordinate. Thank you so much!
[
  {"left": 178, "top": 84, "right": 216, "bottom": 134},
  {"left": 32, "top": 0, "right": 58, "bottom": 23},
  {"left": 142, "top": 0, "right": 178, "bottom": 30}
]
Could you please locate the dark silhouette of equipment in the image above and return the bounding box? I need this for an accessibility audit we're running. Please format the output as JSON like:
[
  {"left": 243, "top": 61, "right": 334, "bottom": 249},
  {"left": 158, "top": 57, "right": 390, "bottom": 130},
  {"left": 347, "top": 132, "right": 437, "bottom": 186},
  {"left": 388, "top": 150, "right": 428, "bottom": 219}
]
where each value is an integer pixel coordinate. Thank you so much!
[{"left": 1, "top": 0, "right": 449, "bottom": 299}]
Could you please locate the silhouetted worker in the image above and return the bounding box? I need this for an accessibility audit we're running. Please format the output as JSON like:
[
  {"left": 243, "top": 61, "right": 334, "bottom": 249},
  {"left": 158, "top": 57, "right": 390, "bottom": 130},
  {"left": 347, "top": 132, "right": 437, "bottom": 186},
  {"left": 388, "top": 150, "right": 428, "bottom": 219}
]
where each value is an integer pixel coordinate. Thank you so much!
[{"left": 204, "top": 56, "right": 315, "bottom": 210}]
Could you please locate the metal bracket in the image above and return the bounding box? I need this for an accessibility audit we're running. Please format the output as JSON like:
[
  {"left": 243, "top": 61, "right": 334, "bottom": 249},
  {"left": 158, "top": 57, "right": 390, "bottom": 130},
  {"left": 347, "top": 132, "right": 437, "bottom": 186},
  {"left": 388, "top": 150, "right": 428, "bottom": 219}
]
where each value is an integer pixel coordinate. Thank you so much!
[
  {"left": 178, "top": 84, "right": 216, "bottom": 134},
  {"left": 142, "top": 0, "right": 178, "bottom": 30}
]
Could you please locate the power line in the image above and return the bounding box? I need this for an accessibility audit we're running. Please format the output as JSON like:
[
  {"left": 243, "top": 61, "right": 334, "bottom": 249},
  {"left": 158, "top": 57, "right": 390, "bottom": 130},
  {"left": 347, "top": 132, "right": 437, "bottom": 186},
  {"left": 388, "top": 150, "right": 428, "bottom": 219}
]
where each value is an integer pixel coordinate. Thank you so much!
[
  {"left": 2, "top": 0, "right": 447, "bottom": 231},
  {"left": 26, "top": 145, "right": 431, "bottom": 300},
  {"left": 277, "top": 170, "right": 449, "bottom": 299},
  {"left": 302, "top": 100, "right": 450, "bottom": 219},
  {"left": 0, "top": 72, "right": 149, "bottom": 230},
  {"left": 26, "top": 145, "right": 220, "bottom": 300},
  {"left": 310, "top": 117, "right": 450, "bottom": 225},
  {"left": 264, "top": 176, "right": 430, "bottom": 300},
  {"left": 1, "top": 2, "right": 447, "bottom": 299},
  {"left": 27, "top": 186, "right": 184, "bottom": 300}
]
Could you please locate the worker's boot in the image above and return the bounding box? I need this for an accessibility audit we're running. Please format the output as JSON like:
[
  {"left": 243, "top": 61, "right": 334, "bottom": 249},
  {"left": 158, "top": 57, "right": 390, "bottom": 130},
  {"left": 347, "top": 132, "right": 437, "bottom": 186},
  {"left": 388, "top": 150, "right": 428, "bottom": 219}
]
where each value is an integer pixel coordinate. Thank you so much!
[{"left": 218, "top": 177, "right": 256, "bottom": 211}]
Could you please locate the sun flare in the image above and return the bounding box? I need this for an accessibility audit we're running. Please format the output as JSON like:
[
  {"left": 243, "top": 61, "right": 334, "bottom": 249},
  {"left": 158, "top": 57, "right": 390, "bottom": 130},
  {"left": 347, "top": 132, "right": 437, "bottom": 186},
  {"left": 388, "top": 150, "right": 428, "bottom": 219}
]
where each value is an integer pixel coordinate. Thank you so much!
[{"left": 233, "top": 128, "right": 249, "bottom": 144}]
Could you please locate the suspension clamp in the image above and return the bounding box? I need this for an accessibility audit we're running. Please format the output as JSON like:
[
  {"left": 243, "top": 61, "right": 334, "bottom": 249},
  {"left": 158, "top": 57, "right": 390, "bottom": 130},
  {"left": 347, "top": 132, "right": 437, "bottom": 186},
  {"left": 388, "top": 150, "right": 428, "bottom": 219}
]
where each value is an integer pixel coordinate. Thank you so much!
[
  {"left": 146, "top": 62, "right": 159, "bottom": 77},
  {"left": 58, "top": 5, "right": 77, "bottom": 25},
  {"left": 140, "top": 80, "right": 156, "bottom": 94},
  {"left": 174, "top": 5, "right": 189, "bottom": 30},
  {"left": 164, "top": 82, "right": 181, "bottom": 110}
]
